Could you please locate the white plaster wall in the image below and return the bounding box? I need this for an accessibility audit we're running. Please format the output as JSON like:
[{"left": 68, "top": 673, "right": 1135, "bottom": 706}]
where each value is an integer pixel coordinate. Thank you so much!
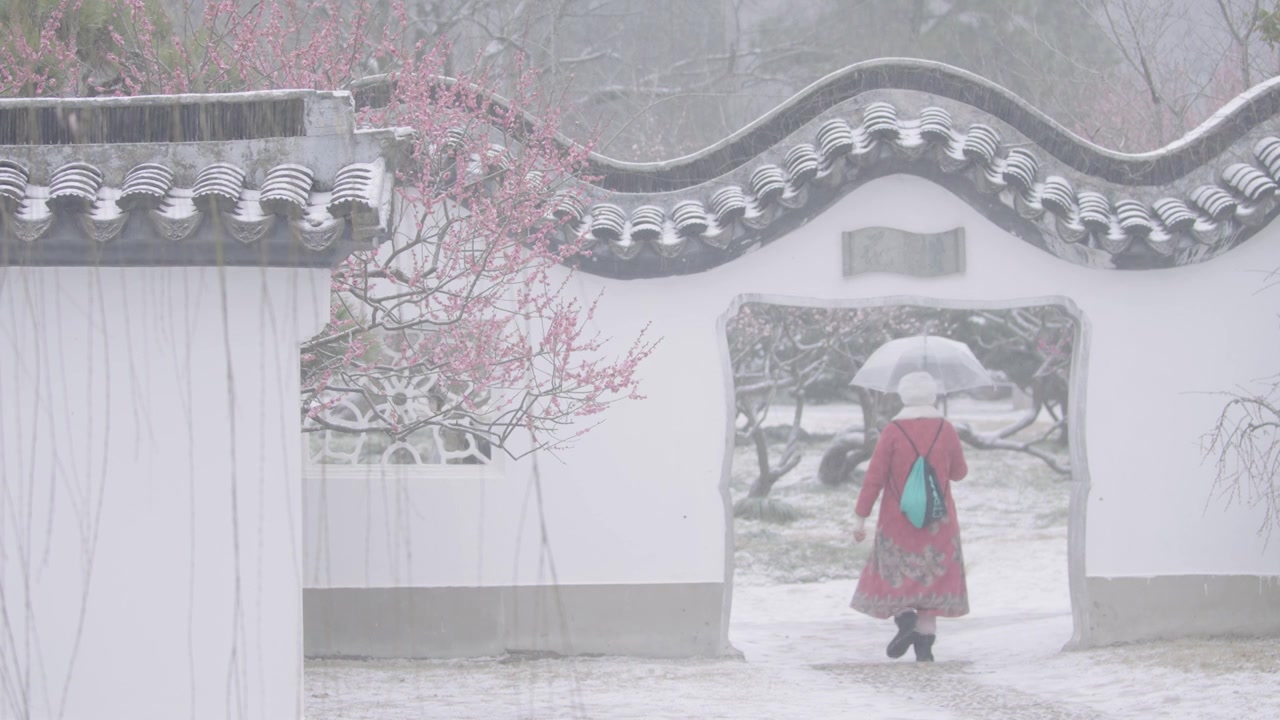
[
  {"left": 0, "top": 266, "right": 329, "bottom": 720},
  {"left": 304, "top": 174, "right": 1280, "bottom": 594}
]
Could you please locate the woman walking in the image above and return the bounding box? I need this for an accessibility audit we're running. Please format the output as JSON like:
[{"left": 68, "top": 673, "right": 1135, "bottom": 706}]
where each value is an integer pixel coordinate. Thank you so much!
[{"left": 851, "top": 371, "right": 969, "bottom": 662}]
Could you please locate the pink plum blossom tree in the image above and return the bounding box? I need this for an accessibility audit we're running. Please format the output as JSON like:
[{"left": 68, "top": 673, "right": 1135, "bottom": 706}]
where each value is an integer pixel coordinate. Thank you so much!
[{"left": 2, "top": 0, "right": 656, "bottom": 457}]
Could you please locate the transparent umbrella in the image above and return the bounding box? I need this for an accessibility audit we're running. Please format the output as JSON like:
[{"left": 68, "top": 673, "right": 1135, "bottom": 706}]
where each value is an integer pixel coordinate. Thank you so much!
[{"left": 850, "top": 335, "right": 994, "bottom": 394}]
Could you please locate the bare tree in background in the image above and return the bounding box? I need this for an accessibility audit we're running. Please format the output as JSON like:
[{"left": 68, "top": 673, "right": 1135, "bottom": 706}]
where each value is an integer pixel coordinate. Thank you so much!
[
  {"left": 130, "top": 0, "right": 1261, "bottom": 159},
  {"left": 948, "top": 308, "right": 1074, "bottom": 474},
  {"left": 424, "top": 0, "right": 1279, "bottom": 159},
  {"left": 1079, "top": 0, "right": 1276, "bottom": 150},
  {"left": 727, "top": 304, "right": 1075, "bottom": 525},
  {"left": 1204, "top": 378, "right": 1280, "bottom": 545},
  {"left": 1203, "top": 266, "right": 1280, "bottom": 545},
  {"left": 816, "top": 306, "right": 1075, "bottom": 493},
  {"left": 728, "top": 305, "right": 873, "bottom": 520}
]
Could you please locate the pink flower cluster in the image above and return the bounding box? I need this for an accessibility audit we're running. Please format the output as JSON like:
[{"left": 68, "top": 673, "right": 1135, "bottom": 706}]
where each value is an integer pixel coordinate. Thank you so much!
[{"left": 4, "top": 0, "right": 657, "bottom": 456}]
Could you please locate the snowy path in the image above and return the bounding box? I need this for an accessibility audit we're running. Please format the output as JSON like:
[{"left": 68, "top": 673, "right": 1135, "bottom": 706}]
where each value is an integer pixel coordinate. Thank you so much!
[
  {"left": 307, "top": 563, "right": 1279, "bottom": 719},
  {"left": 307, "top": 589, "right": 1278, "bottom": 719},
  {"left": 306, "top": 409, "right": 1279, "bottom": 718},
  {"left": 730, "top": 581, "right": 1093, "bottom": 720}
]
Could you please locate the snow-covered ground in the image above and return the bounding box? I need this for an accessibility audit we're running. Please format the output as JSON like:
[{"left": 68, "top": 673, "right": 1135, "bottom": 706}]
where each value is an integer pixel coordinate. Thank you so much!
[{"left": 306, "top": 403, "right": 1280, "bottom": 719}]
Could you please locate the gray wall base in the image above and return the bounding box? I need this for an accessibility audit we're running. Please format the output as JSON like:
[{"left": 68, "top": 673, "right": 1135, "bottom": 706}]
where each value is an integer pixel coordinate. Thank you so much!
[
  {"left": 1085, "top": 574, "right": 1280, "bottom": 646},
  {"left": 305, "top": 583, "right": 725, "bottom": 659}
]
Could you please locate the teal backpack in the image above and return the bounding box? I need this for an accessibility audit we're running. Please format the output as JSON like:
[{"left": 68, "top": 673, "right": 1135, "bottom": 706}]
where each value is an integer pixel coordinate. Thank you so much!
[{"left": 892, "top": 420, "right": 948, "bottom": 529}]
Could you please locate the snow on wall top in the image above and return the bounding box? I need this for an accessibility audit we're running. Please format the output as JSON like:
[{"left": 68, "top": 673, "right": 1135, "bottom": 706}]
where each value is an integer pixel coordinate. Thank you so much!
[
  {"left": 0, "top": 90, "right": 410, "bottom": 268},
  {"left": 505, "top": 60, "right": 1280, "bottom": 278}
]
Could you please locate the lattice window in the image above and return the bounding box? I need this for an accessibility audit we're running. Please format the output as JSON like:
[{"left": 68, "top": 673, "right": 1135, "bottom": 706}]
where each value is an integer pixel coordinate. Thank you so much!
[{"left": 304, "top": 372, "right": 496, "bottom": 468}]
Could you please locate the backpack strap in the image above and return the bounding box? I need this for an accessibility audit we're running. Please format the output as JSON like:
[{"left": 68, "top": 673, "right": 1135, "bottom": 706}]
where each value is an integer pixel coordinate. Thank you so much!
[
  {"left": 887, "top": 420, "right": 947, "bottom": 507},
  {"left": 891, "top": 419, "right": 945, "bottom": 460},
  {"left": 890, "top": 417, "right": 952, "bottom": 517}
]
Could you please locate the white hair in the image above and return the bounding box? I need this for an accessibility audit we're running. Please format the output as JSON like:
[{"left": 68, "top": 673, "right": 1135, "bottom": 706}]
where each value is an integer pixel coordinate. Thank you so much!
[{"left": 897, "top": 371, "right": 938, "bottom": 407}]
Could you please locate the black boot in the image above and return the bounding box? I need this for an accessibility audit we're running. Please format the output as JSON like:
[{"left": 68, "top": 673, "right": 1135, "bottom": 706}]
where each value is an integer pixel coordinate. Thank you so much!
[
  {"left": 886, "top": 610, "right": 918, "bottom": 659},
  {"left": 913, "top": 634, "right": 935, "bottom": 662}
]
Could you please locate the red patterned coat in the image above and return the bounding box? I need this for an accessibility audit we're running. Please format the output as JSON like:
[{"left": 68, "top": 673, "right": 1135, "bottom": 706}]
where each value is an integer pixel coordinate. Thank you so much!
[{"left": 850, "top": 416, "right": 970, "bottom": 619}]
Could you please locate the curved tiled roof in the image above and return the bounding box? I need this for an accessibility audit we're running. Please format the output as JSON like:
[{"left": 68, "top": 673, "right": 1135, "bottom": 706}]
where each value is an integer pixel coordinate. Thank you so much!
[
  {"left": 0, "top": 157, "right": 389, "bottom": 262},
  {"left": 534, "top": 60, "right": 1280, "bottom": 277},
  {"left": 0, "top": 90, "right": 408, "bottom": 268},
  {"left": 11, "top": 66, "right": 1280, "bottom": 272}
]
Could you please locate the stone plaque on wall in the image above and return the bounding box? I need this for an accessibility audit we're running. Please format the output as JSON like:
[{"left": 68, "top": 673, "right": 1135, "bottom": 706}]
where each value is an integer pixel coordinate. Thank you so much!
[{"left": 842, "top": 226, "right": 966, "bottom": 277}]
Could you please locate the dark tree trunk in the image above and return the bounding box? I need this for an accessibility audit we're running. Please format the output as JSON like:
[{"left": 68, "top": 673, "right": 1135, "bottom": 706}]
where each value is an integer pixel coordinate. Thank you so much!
[
  {"left": 745, "top": 393, "right": 806, "bottom": 499},
  {"left": 817, "top": 434, "right": 872, "bottom": 487},
  {"left": 746, "top": 426, "right": 780, "bottom": 499}
]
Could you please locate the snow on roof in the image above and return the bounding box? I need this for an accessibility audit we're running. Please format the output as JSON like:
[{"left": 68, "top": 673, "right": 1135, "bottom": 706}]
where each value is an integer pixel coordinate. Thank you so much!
[
  {"left": 11, "top": 61, "right": 1280, "bottom": 272},
  {"left": 529, "top": 60, "right": 1280, "bottom": 278},
  {"left": 0, "top": 90, "right": 409, "bottom": 268}
]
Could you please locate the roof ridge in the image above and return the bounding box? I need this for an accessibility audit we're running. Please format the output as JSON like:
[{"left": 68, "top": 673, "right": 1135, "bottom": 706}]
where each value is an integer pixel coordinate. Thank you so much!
[
  {"left": 386, "top": 59, "right": 1280, "bottom": 193},
  {"left": 550, "top": 93, "right": 1280, "bottom": 276}
]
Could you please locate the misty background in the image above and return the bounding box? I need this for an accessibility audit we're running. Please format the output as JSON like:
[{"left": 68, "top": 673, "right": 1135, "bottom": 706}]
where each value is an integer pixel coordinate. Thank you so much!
[
  {"left": 397, "top": 0, "right": 1278, "bottom": 157},
  {"left": 14, "top": 0, "right": 1279, "bottom": 157}
]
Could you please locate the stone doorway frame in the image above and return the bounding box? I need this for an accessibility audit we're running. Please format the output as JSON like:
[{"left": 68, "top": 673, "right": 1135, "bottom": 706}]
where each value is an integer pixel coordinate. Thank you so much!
[{"left": 713, "top": 294, "right": 1093, "bottom": 654}]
